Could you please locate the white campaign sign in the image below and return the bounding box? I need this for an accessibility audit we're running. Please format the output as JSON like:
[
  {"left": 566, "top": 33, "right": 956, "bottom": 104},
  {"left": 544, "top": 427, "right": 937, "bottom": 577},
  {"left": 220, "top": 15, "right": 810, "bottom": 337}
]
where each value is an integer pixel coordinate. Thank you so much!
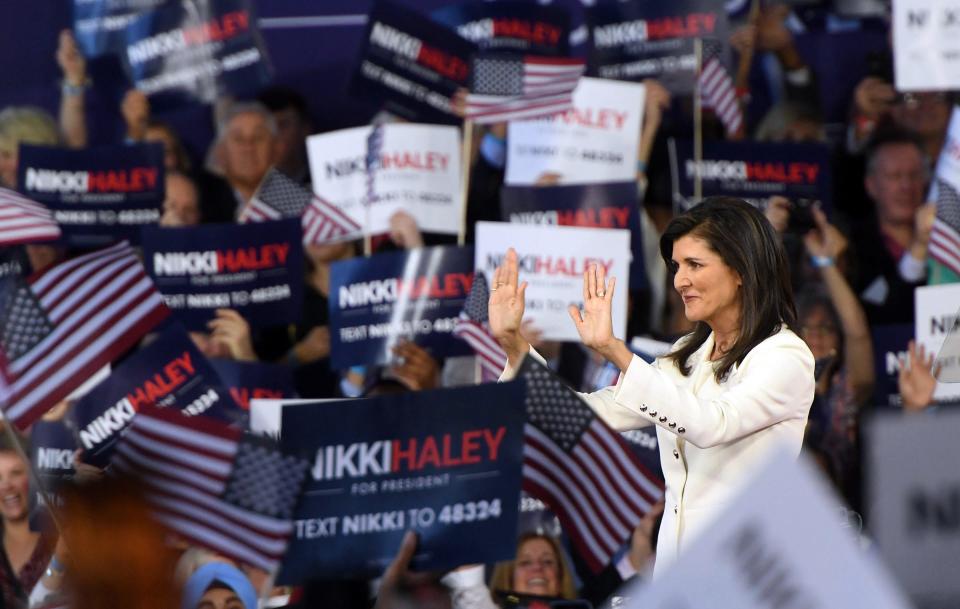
[
  {"left": 894, "top": 0, "right": 960, "bottom": 91},
  {"left": 474, "top": 222, "right": 630, "bottom": 341},
  {"left": 868, "top": 410, "right": 960, "bottom": 607},
  {"left": 505, "top": 77, "right": 644, "bottom": 186},
  {"left": 307, "top": 123, "right": 461, "bottom": 235},
  {"left": 621, "top": 449, "right": 912, "bottom": 609},
  {"left": 914, "top": 283, "right": 960, "bottom": 401}
]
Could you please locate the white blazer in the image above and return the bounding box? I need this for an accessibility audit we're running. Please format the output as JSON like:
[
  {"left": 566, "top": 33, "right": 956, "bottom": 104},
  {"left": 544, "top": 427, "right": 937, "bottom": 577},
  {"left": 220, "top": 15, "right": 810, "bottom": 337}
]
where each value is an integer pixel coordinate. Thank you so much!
[{"left": 502, "top": 325, "right": 814, "bottom": 577}]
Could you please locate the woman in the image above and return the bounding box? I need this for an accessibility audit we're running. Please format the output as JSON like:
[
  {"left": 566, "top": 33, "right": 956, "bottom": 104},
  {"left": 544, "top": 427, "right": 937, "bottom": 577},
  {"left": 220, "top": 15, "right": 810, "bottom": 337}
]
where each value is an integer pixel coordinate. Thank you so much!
[
  {"left": 444, "top": 533, "right": 577, "bottom": 609},
  {"left": 490, "top": 197, "right": 815, "bottom": 576},
  {"left": 0, "top": 436, "right": 56, "bottom": 608},
  {"left": 489, "top": 533, "right": 577, "bottom": 601}
]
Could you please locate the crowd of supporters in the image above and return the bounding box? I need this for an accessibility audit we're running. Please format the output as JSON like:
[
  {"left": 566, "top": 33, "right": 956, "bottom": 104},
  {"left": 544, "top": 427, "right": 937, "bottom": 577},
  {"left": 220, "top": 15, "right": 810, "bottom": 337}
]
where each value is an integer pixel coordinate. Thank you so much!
[{"left": 0, "top": 3, "right": 953, "bottom": 608}]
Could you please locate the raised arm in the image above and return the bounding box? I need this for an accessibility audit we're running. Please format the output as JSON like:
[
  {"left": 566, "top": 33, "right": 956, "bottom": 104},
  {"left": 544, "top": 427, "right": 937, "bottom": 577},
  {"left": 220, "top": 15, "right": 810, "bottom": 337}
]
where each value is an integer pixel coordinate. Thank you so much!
[{"left": 488, "top": 247, "right": 530, "bottom": 369}]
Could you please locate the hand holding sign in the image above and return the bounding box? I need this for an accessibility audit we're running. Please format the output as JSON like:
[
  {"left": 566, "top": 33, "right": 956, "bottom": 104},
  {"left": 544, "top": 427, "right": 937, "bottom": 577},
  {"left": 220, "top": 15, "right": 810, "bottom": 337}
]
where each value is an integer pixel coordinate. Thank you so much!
[
  {"left": 488, "top": 248, "right": 530, "bottom": 368},
  {"left": 899, "top": 340, "right": 940, "bottom": 412}
]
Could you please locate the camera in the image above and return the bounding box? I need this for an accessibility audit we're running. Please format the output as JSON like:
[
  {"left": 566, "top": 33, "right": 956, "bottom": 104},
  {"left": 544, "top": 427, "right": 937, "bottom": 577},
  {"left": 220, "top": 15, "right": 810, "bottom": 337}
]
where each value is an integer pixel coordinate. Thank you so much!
[{"left": 786, "top": 199, "right": 818, "bottom": 234}]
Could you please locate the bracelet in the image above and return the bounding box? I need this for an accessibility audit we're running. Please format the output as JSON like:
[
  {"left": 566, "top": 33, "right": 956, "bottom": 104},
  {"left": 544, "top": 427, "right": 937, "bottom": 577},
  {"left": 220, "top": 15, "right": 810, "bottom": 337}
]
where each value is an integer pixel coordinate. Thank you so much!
[
  {"left": 810, "top": 255, "right": 835, "bottom": 268},
  {"left": 61, "top": 79, "right": 90, "bottom": 97},
  {"left": 45, "top": 556, "right": 65, "bottom": 578}
]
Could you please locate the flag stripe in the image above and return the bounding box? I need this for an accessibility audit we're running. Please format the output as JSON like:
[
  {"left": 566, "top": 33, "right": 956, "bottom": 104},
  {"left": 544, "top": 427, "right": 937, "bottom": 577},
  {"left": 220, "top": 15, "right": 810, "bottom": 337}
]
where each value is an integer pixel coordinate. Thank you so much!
[
  {"left": 526, "top": 428, "right": 623, "bottom": 551},
  {"left": 580, "top": 425, "right": 661, "bottom": 506},
  {"left": 521, "top": 471, "right": 605, "bottom": 573},
  {"left": 930, "top": 221, "right": 960, "bottom": 274},
  {"left": 577, "top": 427, "right": 655, "bottom": 519},
  {"left": 0, "top": 188, "right": 60, "bottom": 246}
]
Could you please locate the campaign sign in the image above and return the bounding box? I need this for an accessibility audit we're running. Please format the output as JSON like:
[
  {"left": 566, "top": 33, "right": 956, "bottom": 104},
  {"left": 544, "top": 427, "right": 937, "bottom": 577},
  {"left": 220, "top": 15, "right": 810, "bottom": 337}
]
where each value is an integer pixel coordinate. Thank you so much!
[
  {"left": 141, "top": 219, "right": 304, "bottom": 329},
  {"left": 122, "top": 0, "right": 271, "bottom": 105},
  {"left": 868, "top": 410, "right": 960, "bottom": 607},
  {"left": 871, "top": 324, "right": 913, "bottom": 409},
  {"left": 28, "top": 419, "right": 76, "bottom": 534},
  {"left": 500, "top": 182, "right": 646, "bottom": 290},
  {"left": 308, "top": 123, "right": 462, "bottom": 236},
  {"left": 210, "top": 359, "right": 297, "bottom": 410},
  {"left": 73, "top": 0, "right": 168, "bottom": 58},
  {"left": 431, "top": 1, "right": 570, "bottom": 56},
  {"left": 16, "top": 143, "right": 164, "bottom": 247},
  {"left": 329, "top": 245, "right": 473, "bottom": 368},
  {"left": 277, "top": 381, "right": 525, "bottom": 580},
  {"left": 0, "top": 247, "right": 26, "bottom": 279},
  {"left": 587, "top": 0, "right": 728, "bottom": 94},
  {"left": 914, "top": 284, "right": 960, "bottom": 402},
  {"left": 71, "top": 326, "right": 244, "bottom": 468},
  {"left": 506, "top": 78, "right": 645, "bottom": 186},
  {"left": 670, "top": 139, "right": 833, "bottom": 213},
  {"left": 893, "top": 0, "right": 960, "bottom": 92},
  {"left": 621, "top": 450, "right": 912, "bottom": 609},
  {"left": 474, "top": 222, "right": 631, "bottom": 342},
  {"left": 350, "top": 0, "right": 477, "bottom": 124}
]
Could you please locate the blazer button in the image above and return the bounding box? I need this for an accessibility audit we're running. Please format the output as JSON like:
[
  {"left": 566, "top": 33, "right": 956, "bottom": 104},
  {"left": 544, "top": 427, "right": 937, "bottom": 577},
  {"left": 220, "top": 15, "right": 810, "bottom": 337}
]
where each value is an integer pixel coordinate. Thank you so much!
[
  {"left": 648, "top": 410, "right": 658, "bottom": 417},
  {"left": 673, "top": 449, "right": 679, "bottom": 459},
  {"left": 659, "top": 416, "right": 668, "bottom": 423},
  {"left": 668, "top": 422, "right": 677, "bottom": 428},
  {"left": 673, "top": 506, "right": 678, "bottom": 514},
  {"left": 678, "top": 427, "right": 686, "bottom": 434},
  {"left": 639, "top": 405, "right": 648, "bottom": 412}
]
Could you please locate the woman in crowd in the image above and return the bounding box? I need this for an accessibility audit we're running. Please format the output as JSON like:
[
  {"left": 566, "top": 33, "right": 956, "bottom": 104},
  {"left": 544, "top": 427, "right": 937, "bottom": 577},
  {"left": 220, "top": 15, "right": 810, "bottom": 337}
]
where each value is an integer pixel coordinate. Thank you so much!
[
  {"left": 0, "top": 435, "right": 56, "bottom": 608},
  {"left": 444, "top": 533, "right": 577, "bottom": 609},
  {"left": 490, "top": 197, "right": 815, "bottom": 577},
  {"left": 796, "top": 208, "right": 875, "bottom": 506}
]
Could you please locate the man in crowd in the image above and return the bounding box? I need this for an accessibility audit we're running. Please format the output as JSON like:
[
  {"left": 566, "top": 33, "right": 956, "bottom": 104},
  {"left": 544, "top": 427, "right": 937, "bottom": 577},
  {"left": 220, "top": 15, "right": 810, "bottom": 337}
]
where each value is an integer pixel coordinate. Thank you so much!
[
  {"left": 218, "top": 102, "right": 279, "bottom": 217},
  {"left": 851, "top": 130, "right": 936, "bottom": 325}
]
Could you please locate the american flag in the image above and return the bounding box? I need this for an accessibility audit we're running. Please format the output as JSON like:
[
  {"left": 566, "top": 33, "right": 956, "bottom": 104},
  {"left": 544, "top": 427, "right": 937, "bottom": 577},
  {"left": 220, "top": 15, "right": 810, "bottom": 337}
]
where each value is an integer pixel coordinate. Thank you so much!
[
  {"left": 111, "top": 405, "right": 309, "bottom": 572},
  {"left": 0, "top": 242, "right": 168, "bottom": 430},
  {"left": 699, "top": 40, "right": 743, "bottom": 137},
  {"left": 241, "top": 168, "right": 362, "bottom": 244},
  {"left": 465, "top": 54, "right": 585, "bottom": 124},
  {"left": 517, "top": 357, "right": 664, "bottom": 573},
  {"left": 453, "top": 273, "right": 507, "bottom": 382},
  {"left": 0, "top": 187, "right": 60, "bottom": 247},
  {"left": 931, "top": 178, "right": 960, "bottom": 275}
]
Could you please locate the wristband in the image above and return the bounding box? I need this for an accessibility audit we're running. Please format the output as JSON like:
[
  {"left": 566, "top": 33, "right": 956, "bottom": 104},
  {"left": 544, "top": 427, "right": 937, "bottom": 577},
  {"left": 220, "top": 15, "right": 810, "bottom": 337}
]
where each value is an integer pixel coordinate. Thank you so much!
[
  {"left": 61, "top": 79, "right": 90, "bottom": 97},
  {"left": 810, "top": 255, "right": 835, "bottom": 268}
]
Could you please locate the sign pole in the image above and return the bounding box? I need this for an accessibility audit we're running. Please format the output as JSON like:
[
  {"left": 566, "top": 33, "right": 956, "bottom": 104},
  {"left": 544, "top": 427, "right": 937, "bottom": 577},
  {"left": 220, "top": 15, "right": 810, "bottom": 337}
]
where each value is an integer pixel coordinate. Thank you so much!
[
  {"left": 458, "top": 120, "right": 474, "bottom": 247},
  {"left": 694, "top": 38, "right": 703, "bottom": 202}
]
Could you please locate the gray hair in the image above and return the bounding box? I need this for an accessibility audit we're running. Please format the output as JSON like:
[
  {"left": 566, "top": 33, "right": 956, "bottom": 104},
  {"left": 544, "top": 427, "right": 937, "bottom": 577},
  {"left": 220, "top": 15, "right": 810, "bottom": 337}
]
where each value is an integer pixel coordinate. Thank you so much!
[{"left": 216, "top": 101, "right": 278, "bottom": 140}]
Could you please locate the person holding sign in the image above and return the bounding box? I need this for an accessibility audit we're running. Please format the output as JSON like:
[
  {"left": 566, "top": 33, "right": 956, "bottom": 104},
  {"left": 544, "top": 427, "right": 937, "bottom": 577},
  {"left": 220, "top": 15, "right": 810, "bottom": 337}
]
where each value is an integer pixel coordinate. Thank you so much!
[{"left": 490, "top": 197, "right": 815, "bottom": 576}]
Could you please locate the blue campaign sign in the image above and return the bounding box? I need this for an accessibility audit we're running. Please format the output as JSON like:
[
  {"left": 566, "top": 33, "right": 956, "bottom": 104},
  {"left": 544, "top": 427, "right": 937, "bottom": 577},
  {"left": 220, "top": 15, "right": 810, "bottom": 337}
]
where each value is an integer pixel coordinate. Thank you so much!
[
  {"left": 209, "top": 359, "right": 298, "bottom": 410},
  {"left": 277, "top": 381, "right": 526, "bottom": 581},
  {"left": 431, "top": 1, "right": 571, "bottom": 56},
  {"left": 329, "top": 245, "right": 474, "bottom": 368},
  {"left": 28, "top": 419, "right": 76, "bottom": 534},
  {"left": 587, "top": 0, "right": 729, "bottom": 94},
  {"left": 73, "top": 0, "right": 170, "bottom": 58},
  {"left": 0, "top": 247, "right": 27, "bottom": 279},
  {"left": 121, "top": 0, "right": 271, "bottom": 106},
  {"left": 16, "top": 143, "right": 164, "bottom": 247},
  {"left": 670, "top": 139, "right": 834, "bottom": 215},
  {"left": 871, "top": 324, "right": 913, "bottom": 410},
  {"left": 350, "top": 0, "right": 477, "bottom": 124},
  {"left": 141, "top": 219, "right": 304, "bottom": 329},
  {"left": 71, "top": 325, "right": 245, "bottom": 468},
  {"left": 500, "top": 182, "right": 648, "bottom": 292}
]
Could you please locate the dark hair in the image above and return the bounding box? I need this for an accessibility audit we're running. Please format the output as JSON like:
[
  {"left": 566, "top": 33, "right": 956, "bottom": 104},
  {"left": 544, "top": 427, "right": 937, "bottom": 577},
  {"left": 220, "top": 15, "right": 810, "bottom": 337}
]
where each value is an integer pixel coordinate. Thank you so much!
[
  {"left": 659, "top": 197, "right": 799, "bottom": 382},
  {"left": 257, "top": 85, "right": 311, "bottom": 123},
  {"left": 863, "top": 125, "right": 926, "bottom": 177}
]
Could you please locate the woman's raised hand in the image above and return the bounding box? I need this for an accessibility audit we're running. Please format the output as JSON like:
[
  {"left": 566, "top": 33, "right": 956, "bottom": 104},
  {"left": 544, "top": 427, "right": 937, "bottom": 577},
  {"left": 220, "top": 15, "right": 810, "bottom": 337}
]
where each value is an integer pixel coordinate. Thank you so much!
[
  {"left": 568, "top": 263, "right": 633, "bottom": 371},
  {"left": 488, "top": 248, "right": 530, "bottom": 367}
]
